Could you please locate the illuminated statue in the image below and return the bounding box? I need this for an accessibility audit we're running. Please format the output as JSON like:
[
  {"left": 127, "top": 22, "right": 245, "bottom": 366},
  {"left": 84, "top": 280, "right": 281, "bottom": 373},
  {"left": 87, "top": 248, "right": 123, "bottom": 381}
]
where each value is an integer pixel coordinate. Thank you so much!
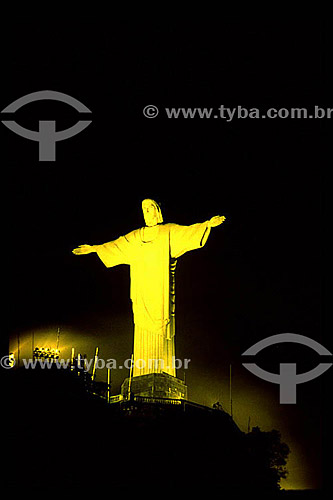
[{"left": 72, "top": 200, "right": 225, "bottom": 377}]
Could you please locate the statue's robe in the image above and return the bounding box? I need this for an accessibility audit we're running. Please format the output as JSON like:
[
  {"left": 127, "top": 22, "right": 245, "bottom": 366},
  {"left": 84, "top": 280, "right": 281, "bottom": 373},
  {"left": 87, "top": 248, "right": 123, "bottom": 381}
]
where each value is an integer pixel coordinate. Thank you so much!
[{"left": 96, "top": 222, "right": 211, "bottom": 376}]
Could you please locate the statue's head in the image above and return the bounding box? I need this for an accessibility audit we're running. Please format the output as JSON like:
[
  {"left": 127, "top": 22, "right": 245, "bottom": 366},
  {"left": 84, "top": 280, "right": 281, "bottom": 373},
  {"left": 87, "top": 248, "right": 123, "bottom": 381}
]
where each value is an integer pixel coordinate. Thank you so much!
[{"left": 142, "top": 199, "right": 163, "bottom": 227}]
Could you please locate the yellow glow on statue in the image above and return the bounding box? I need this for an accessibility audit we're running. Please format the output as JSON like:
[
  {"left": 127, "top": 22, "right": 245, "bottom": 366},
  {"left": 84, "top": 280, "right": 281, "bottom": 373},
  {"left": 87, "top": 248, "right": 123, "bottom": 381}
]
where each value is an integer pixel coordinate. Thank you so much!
[{"left": 72, "top": 200, "right": 225, "bottom": 377}]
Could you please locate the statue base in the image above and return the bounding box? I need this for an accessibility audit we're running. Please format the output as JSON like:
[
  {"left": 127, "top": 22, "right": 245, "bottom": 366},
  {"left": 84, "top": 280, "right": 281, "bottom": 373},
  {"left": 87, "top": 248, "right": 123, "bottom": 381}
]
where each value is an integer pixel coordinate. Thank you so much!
[{"left": 121, "top": 372, "right": 188, "bottom": 400}]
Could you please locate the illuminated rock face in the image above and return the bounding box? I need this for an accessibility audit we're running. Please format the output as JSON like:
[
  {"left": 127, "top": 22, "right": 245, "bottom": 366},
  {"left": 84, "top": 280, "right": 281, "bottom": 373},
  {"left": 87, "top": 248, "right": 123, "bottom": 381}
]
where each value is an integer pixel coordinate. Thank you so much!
[
  {"left": 121, "top": 372, "right": 188, "bottom": 400},
  {"left": 95, "top": 199, "right": 211, "bottom": 378}
]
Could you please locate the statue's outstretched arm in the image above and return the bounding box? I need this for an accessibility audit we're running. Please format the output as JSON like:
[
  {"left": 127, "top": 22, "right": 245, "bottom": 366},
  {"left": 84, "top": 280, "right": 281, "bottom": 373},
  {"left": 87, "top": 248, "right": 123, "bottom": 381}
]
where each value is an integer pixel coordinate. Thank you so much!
[
  {"left": 72, "top": 244, "right": 99, "bottom": 255},
  {"left": 72, "top": 234, "right": 133, "bottom": 267},
  {"left": 207, "top": 215, "right": 226, "bottom": 228}
]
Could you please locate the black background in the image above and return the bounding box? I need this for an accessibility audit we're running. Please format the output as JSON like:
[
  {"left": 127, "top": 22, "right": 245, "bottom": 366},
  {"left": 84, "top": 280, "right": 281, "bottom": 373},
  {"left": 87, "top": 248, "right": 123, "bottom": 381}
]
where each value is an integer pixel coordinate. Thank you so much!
[{"left": 1, "top": 20, "right": 330, "bottom": 492}]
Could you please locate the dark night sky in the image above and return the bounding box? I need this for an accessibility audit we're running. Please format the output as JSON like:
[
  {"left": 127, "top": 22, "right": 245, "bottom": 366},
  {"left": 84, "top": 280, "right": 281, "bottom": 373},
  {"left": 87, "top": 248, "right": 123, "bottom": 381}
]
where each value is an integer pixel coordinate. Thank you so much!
[{"left": 2, "top": 20, "right": 330, "bottom": 490}]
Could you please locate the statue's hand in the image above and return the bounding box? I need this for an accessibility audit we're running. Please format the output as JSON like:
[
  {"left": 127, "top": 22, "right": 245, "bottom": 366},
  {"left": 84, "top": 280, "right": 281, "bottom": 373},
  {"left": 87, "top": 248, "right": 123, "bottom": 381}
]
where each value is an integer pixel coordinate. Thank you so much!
[
  {"left": 72, "top": 244, "right": 96, "bottom": 255},
  {"left": 208, "top": 215, "right": 226, "bottom": 228}
]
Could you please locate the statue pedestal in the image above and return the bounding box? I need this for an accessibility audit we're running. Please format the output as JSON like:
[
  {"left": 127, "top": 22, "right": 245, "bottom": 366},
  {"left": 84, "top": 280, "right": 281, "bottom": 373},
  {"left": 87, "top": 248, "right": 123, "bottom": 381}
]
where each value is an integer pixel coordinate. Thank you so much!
[{"left": 121, "top": 372, "right": 187, "bottom": 400}]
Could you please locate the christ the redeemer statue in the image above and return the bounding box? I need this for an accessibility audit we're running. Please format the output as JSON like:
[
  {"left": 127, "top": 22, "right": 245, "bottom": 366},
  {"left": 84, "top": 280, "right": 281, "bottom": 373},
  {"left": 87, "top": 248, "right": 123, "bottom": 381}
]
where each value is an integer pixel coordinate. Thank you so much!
[{"left": 72, "top": 200, "right": 225, "bottom": 378}]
